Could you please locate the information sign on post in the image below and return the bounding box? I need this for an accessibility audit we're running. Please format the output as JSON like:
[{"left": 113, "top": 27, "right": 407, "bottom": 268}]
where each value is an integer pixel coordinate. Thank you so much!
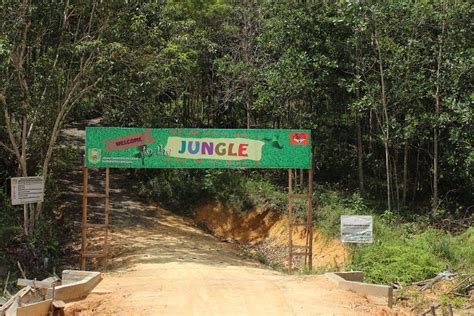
[
  {"left": 340, "top": 215, "right": 373, "bottom": 243},
  {"left": 85, "top": 128, "right": 312, "bottom": 169},
  {"left": 11, "top": 176, "right": 44, "bottom": 205}
]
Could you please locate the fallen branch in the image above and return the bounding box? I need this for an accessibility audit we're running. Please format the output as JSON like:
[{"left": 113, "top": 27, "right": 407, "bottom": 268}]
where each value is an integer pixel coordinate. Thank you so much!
[
  {"left": 448, "top": 275, "right": 473, "bottom": 295},
  {"left": 16, "top": 261, "right": 26, "bottom": 280},
  {"left": 2, "top": 272, "right": 9, "bottom": 296},
  {"left": 0, "top": 286, "right": 32, "bottom": 314},
  {"left": 420, "top": 303, "right": 440, "bottom": 316}
]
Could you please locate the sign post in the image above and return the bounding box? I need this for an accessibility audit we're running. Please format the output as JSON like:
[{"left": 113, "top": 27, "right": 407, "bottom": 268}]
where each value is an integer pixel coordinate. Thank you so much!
[
  {"left": 340, "top": 215, "right": 373, "bottom": 244},
  {"left": 11, "top": 176, "right": 44, "bottom": 205}
]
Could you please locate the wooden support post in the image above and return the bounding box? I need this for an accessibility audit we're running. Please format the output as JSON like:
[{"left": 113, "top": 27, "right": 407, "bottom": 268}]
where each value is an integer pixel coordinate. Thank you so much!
[
  {"left": 307, "top": 165, "right": 313, "bottom": 269},
  {"left": 81, "top": 165, "right": 88, "bottom": 270},
  {"left": 80, "top": 165, "right": 110, "bottom": 272},
  {"left": 288, "top": 169, "right": 293, "bottom": 272},
  {"left": 104, "top": 168, "right": 110, "bottom": 271},
  {"left": 287, "top": 152, "right": 314, "bottom": 272}
]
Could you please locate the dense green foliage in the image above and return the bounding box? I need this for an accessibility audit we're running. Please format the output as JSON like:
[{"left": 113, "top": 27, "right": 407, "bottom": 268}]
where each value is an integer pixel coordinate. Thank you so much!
[
  {"left": 93, "top": 0, "right": 472, "bottom": 214},
  {"left": 0, "top": 0, "right": 472, "bottom": 289},
  {"left": 317, "top": 191, "right": 473, "bottom": 284},
  {"left": 137, "top": 169, "right": 287, "bottom": 216},
  {"left": 350, "top": 226, "right": 474, "bottom": 284}
]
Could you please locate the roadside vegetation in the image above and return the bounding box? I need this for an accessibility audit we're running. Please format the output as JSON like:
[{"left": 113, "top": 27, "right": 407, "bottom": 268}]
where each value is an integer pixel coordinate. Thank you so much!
[{"left": 137, "top": 169, "right": 473, "bottom": 289}]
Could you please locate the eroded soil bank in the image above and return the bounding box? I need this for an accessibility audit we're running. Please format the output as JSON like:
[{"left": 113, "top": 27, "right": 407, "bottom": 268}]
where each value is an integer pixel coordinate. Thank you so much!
[{"left": 195, "top": 202, "right": 348, "bottom": 271}]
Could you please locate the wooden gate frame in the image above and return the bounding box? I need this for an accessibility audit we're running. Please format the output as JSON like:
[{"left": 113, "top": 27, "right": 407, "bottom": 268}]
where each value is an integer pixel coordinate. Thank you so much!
[
  {"left": 287, "top": 166, "right": 313, "bottom": 272},
  {"left": 80, "top": 165, "right": 110, "bottom": 271},
  {"left": 80, "top": 158, "right": 314, "bottom": 272}
]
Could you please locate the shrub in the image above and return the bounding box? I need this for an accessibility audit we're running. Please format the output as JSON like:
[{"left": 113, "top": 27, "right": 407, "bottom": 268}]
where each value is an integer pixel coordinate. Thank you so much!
[
  {"left": 138, "top": 169, "right": 290, "bottom": 215},
  {"left": 316, "top": 191, "right": 371, "bottom": 238},
  {"left": 349, "top": 238, "right": 445, "bottom": 284},
  {"left": 349, "top": 224, "right": 473, "bottom": 285}
]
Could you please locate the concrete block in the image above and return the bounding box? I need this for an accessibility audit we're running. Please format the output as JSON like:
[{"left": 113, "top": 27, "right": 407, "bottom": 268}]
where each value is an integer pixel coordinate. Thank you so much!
[
  {"left": 46, "top": 270, "right": 102, "bottom": 302},
  {"left": 325, "top": 271, "right": 393, "bottom": 307},
  {"left": 334, "top": 271, "right": 364, "bottom": 282},
  {"left": 16, "top": 299, "right": 52, "bottom": 316}
]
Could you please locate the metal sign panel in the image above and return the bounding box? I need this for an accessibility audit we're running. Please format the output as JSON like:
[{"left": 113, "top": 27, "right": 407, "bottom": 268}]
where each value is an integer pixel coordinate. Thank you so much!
[
  {"left": 85, "top": 128, "right": 312, "bottom": 169},
  {"left": 11, "top": 176, "right": 44, "bottom": 205},
  {"left": 341, "top": 215, "right": 373, "bottom": 243}
]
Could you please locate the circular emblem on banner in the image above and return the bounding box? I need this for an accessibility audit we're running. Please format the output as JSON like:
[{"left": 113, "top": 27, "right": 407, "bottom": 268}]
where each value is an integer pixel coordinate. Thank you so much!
[{"left": 88, "top": 148, "right": 101, "bottom": 164}]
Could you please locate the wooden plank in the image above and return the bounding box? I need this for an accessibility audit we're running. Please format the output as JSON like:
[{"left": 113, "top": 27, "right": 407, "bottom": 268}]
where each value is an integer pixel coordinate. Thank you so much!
[
  {"left": 41, "top": 276, "right": 60, "bottom": 284},
  {"left": 17, "top": 279, "right": 56, "bottom": 289},
  {"left": 17, "top": 299, "right": 52, "bottom": 316},
  {"left": 291, "top": 245, "right": 309, "bottom": 249},
  {"left": 82, "top": 223, "right": 107, "bottom": 229},
  {"left": 291, "top": 252, "right": 309, "bottom": 256},
  {"left": 289, "top": 223, "right": 308, "bottom": 227},
  {"left": 4, "top": 297, "right": 19, "bottom": 316},
  {"left": 82, "top": 252, "right": 107, "bottom": 258},
  {"left": 87, "top": 193, "right": 108, "bottom": 198},
  {"left": 0, "top": 286, "right": 31, "bottom": 314},
  {"left": 288, "top": 194, "right": 309, "bottom": 199}
]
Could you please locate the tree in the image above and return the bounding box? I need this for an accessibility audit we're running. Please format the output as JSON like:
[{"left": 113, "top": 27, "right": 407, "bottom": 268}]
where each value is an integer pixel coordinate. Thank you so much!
[{"left": 0, "top": 0, "right": 116, "bottom": 235}]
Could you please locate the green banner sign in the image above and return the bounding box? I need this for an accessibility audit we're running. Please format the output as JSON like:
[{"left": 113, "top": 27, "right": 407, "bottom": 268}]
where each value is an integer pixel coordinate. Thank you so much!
[{"left": 85, "top": 127, "right": 312, "bottom": 169}]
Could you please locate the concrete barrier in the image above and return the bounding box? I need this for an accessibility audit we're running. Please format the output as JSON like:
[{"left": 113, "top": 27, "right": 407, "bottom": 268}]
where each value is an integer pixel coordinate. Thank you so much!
[
  {"left": 46, "top": 270, "right": 102, "bottom": 302},
  {"left": 16, "top": 299, "right": 52, "bottom": 316},
  {"left": 325, "top": 271, "right": 393, "bottom": 307}
]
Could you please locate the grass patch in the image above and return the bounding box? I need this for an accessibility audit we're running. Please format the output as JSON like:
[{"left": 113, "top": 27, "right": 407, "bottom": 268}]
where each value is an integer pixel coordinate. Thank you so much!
[{"left": 316, "top": 190, "right": 474, "bottom": 285}]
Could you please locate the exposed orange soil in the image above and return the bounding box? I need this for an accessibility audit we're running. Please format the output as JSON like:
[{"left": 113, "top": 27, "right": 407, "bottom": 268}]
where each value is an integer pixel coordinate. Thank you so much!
[{"left": 195, "top": 202, "right": 348, "bottom": 269}]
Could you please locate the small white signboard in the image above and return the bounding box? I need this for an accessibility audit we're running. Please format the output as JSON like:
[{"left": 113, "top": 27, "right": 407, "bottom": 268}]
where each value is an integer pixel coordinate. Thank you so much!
[
  {"left": 341, "top": 215, "right": 373, "bottom": 243},
  {"left": 11, "top": 176, "right": 44, "bottom": 205}
]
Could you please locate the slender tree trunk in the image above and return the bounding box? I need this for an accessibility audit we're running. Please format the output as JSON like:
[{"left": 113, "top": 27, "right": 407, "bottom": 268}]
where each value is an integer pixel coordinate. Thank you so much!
[
  {"left": 246, "top": 98, "right": 251, "bottom": 129},
  {"left": 368, "top": 110, "right": 374, "bottom": 155},
  {"left": 433, "top": 127, "right": 439, "bottom": 209},
  {"left": 433, "top": 7, "right": 445, "bottom": 211},
  {"left": 402, "top": 141, "right": 409, "bottom": 206},
  {"left": 385, "top": 147, "right": 392, "bottom": 211},
  {"left": 356, "top": 117, "right": 364, "bottom": 195},
  {"left": 412, "top": 146, "right": 421, "bottom": 204},
  {"left": 393, "top": 153, "right": 400, "bottom": 210},
  {"left": 355, "top": 41, "right": 364, "bottom": 195},
  {"left": 375, "top": 31, "right": 392, "bottom": 210}
]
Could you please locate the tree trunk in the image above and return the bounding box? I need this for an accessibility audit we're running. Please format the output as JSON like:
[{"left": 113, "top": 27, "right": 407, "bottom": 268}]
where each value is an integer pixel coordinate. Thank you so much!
[
  {"left": 433, "top": 127, "right": 439, "bottom": 209},
  {"left": 246, "top": 98, "right": 251, "bottom": 129},
  {"left": 384, "top": 142, "right": 392, "bottom": 211},
  {"left": 433, "top": 5, "right": 445, "bottom": 211},
  {"left": 402, "top": 141, "right": 409, "bottom": 206},
  {"left": 412, "top": 146, "right": 421, "bottom": 204},
  {"left": 393, "top": 153, "right": 400, "bottom": 210},
  {"left": 356, "top": 117, "right": 364, "bottom": 195},
  {"left": 375, "top": 31, "right": 392, "bottom": 211}
]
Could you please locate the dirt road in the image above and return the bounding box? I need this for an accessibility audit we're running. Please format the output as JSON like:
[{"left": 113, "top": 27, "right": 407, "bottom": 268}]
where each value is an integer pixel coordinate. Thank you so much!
[
  {"left": 65, "top": 204, "right": 379, "bottom": 315},
  {"left": 61, "top": 121, "right": 380, "bottom": 315}
]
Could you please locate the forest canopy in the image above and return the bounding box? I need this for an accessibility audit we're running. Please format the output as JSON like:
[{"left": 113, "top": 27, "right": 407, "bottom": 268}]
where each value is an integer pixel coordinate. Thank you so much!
[{"left": 0, "top": 0, "right": 472, "bottom": 237}]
